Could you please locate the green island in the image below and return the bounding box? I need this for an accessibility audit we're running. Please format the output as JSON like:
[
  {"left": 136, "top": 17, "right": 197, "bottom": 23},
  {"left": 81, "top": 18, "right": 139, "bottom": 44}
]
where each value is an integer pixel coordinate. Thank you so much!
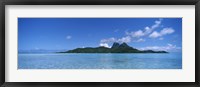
[{"left": 58, "top": 42, "right": 168, "bottom": 53}]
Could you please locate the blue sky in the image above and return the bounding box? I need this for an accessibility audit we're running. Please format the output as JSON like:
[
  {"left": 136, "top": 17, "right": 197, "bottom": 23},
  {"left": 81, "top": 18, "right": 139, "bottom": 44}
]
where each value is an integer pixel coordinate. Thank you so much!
[{"left": 18, "top": 18, "right": 182, "bottom": 52}]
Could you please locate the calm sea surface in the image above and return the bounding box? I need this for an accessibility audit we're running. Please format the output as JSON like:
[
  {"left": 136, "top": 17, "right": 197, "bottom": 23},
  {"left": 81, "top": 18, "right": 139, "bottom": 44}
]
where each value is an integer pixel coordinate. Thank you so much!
[{"left": 18, "top": 53, "right": 182, "bottom": 69}]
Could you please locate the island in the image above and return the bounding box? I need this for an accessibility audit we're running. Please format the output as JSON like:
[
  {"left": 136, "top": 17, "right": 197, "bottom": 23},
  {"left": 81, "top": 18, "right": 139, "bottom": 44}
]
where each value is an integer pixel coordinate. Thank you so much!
[{"left": 58, "top": 42, "right": 168, "bottom": 53}]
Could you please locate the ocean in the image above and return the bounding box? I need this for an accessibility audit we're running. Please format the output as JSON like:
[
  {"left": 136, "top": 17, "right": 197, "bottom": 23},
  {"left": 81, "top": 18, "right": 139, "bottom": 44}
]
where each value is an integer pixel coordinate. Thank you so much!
[{"left": 18, "top": 53, "right": 182, "bottom": 69}]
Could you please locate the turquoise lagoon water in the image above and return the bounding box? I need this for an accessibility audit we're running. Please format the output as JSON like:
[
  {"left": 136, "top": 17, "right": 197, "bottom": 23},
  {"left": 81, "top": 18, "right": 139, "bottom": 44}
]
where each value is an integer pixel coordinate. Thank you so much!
[{"left": 18, "top": 53, "right": 182, "bottom": 69}]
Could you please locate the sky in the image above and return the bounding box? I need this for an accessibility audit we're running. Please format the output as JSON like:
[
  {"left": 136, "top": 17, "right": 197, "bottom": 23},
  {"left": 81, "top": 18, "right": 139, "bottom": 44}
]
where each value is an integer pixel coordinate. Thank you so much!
[{"left": 18, "top": 18, "right": 182, "bottom": 52}]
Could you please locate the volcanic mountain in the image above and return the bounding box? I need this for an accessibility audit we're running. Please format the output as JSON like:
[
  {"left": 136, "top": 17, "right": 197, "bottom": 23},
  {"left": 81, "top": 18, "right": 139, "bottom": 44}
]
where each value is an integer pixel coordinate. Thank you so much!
[{"left": 58, "top": 42, "right": 168, "bottom": 53}]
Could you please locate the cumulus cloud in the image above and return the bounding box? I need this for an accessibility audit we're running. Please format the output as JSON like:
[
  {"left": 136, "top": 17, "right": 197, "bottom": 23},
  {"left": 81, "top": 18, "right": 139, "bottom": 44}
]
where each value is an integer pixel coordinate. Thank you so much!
[
  {"left": 99, "top": 36, "right": 131, "bottom": 48},
  {"left": 144, "top": 27, "right": 151, "bottom": 34},
  {"left": 135, "top": 38, "right": 145, "bottom": 42},
  {"left": 149, "top": 31, "right": 161, "bottom": 38},
  {"left": 100, "top": 37, "right": 116, "bottom": 43},
  {"left": 66, "top": 35, "right": 72, "bottom": 39},
  {"left": 100, "top": 36, "right": 131, "bottom": 44},
  {"left": 144, "top": 19, "right": 162, "bottom": 34},
  {"left": 126, "top": 30, "right": 145, "bottom": 38},
  {"left": 126, "top": 19, "right": 163, "bottom": 38},
  {"left": 149, "top": 28, "right": 175, "bottom": 38},
  {"left": 139, "top": 43, "right": 181, "bottom": 52},
  {"left": 99, "top": 43, "right": 110, "bottom": 48},
  {"left": 118, "top": 36, "right": 131, "bottom": 43},
  {"left": 160, "top": 28, "right": 175, "bottom": 35},
  {"left": 151, "top": 19, "right": 162, "bottom": 29},
  {"left": 99, "top": 19, "right": 176, "bottom": 46}
]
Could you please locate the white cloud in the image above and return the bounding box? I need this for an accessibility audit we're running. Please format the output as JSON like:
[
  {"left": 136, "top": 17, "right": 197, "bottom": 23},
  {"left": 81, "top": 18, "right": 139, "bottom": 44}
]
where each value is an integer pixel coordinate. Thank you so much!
[
  {"left": 135, "top": 38, "right": 145, "bottom": 42},
  {"left": 100, "top": 36, "right": 131, "bottom": 44},
  {"left": 66, "top": 36, "right": 72, "bottom": 39},
  {"left": 127, "top": 30, "right": 145, "bottom": 38},
  {"left": 139, "top": 43, "right": 181, "bottom": 52},
  {"left": 99, "top": 19, "right": 176, "bottom": 45},
  {"left": 160, "top": 28, "right": 175, "bottom": 35},
  {"left": 149, "top": 31, "right": 161, "bottom": 38},
  {"left": 151, "top": 20, "right": 161, "bottom": 29},
  {"left": 118, "top": 36, "right": 131, "bottom": 43},
  {"left": 99, "top": 43, "right": 110, "bottom": 48},
  {"left": 144, "top": 27, "right": 151, "bottom": 34},
  {"left": 149, "top": 28, "right": 175, "bottom": 38},
  {"left": 100, "top": 37, "right": 116, "bottom": 43},
  {"left": 126, "top": 19, "right": 163, "bottom": 38},
  {"left": 144, "top": 19, "right": 162, "bottom": 34}
]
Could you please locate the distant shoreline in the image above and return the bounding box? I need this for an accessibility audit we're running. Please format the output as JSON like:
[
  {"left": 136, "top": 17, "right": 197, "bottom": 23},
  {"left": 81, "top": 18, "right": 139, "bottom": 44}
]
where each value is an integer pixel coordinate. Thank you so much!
[{"left": 58, "top": 42, "right": 168, "bottom": 53}]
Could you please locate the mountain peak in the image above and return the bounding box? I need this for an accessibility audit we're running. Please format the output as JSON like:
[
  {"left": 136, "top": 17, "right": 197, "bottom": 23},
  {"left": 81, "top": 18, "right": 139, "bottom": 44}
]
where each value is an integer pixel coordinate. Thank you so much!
[
  {"left": 111, "top": 42, "right": 120, "bottom": 48},
  {"left": 119, "top": 42, "right": 130, "bottom": 48},
  {"left": 111, "top": 42, "right": 131, "bottom": 49},
  {"left": 121, "top": 42, "right": 128, "bottom": 45},
  {"left": 60, "top": 42, "right": 168, "bottom": 53}
]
